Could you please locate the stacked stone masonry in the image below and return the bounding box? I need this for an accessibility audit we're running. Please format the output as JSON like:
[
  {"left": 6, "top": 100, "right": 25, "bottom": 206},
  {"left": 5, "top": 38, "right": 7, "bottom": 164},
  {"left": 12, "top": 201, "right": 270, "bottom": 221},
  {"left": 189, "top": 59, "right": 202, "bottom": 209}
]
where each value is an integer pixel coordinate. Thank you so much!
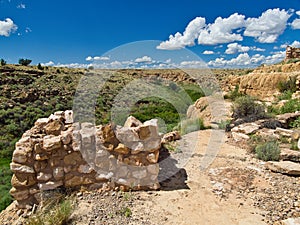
[
  {"left": 286, "top": 46, "right": 300, "bottom": 60},
  {"left": 10, "top": 111, "right": 161, "bottom": 209}
]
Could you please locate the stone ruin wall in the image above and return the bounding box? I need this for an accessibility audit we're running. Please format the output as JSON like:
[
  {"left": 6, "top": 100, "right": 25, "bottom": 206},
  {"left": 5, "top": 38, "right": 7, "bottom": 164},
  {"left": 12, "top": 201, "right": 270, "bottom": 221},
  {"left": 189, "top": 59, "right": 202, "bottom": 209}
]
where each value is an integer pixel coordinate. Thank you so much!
[
  {"left": 286, "top": 46, "right": 300, "bottom": 60},
  {"left": 9, "top": 110, "right": 161, "bottom": 209}
]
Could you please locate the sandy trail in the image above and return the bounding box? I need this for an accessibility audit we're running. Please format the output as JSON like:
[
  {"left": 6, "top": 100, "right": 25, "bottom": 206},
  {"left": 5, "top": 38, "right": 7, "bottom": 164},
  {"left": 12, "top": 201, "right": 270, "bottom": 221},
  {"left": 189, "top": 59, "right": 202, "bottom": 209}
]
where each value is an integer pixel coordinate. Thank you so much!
[{"left": 130, "top": 130, "right": 266, "bottom": 225}]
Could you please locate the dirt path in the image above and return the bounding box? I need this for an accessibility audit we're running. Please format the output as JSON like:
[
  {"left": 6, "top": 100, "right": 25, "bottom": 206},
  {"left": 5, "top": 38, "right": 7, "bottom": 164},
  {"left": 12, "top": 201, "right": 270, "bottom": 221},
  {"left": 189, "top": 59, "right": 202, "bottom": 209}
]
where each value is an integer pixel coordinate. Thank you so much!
[{"left": 129, "top": 130, "right": 266, "bottom": 225}]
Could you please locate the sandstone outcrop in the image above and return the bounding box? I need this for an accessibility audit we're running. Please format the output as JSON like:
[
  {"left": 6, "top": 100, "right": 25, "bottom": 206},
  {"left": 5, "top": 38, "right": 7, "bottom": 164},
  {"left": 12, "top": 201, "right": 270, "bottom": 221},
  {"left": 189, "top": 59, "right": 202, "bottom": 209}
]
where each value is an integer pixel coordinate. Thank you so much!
[{"left": 10, "top": 111, "right": 161, "bottom": 209}]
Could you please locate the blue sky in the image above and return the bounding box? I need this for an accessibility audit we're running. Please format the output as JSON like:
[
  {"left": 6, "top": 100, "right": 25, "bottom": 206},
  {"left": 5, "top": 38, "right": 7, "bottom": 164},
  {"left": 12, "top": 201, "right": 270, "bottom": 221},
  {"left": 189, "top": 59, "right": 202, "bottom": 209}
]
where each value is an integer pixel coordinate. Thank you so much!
[{"left": 0, "top": 0, "right": 300, "bottom": 68}]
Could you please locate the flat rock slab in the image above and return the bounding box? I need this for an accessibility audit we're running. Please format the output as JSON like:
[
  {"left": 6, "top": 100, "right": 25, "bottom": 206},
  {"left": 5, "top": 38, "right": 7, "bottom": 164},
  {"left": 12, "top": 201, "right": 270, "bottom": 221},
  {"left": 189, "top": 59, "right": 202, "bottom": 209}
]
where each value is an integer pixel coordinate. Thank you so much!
[
  {"left": 265, "top": 161, "right": 300, "bottom": 176},
  {"left": 280, "top": 149, "right": 300, "bottom": 162}
]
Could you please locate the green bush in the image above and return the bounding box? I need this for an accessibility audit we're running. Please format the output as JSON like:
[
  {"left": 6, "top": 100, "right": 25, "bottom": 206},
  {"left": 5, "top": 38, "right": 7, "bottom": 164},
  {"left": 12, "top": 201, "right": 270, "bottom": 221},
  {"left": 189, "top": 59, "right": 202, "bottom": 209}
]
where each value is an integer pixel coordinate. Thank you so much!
[
  {"left": 280, "top": 99, "right": 300, "bottom": 114},
  {"left": 277, "top": 76, "right": 297, "bottom": 93},
  {"left": 232, "top": 96, "right": 267, "bottom": 121},
  {"left": 277, "top": 90, "right": 293, "bottom": 101},
  {"left": 19, "top": 58, "right": 32, "bottom": 66},
  {"left": 255, "top": 141, "right": 280, "bottom": 161},
  {"left": 290, "top": 117, "right": 300, "bottom": 128},
  {"left": 224, "top": 85, "right": 244, "bottom": 100}
]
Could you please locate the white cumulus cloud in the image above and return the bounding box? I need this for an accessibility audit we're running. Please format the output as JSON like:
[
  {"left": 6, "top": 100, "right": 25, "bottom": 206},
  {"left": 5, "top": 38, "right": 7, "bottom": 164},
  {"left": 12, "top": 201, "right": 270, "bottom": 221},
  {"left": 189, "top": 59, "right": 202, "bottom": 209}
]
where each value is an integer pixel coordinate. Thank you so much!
[
  {"left": 225, "top": 43, "right": 250, "bottom": 54},
  {"left": 198, "top": 13, "right": 245, "bottom": 45},
  {"left": 244, "top": 8, "right": 292, "bottom": 43},
  {"left": 157, "top": 17, "right": 206, "bottom": 50},
  {"left": 203, "top": 50, "right": 214, "bottom": 55},
  {"left": 208, "top": 53, "right": 266, "bottom": 68},
  {"left": 86, "top": 56, "right": 110, "bottom": 61},
  {"left": 0, "top": 18, "right": 17, "bottom": 37},
  {"left": 134, "top": 56, "right": 153, "bottom": 63},
  {"left": 41, "top": 61, "right": 55, "bottom": 66}
]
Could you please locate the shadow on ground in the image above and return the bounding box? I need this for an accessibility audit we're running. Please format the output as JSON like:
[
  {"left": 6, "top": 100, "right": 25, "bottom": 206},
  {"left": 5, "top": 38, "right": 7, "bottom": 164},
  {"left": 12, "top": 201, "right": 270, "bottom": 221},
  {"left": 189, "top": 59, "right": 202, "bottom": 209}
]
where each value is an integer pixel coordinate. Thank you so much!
[{"left": 158, "top": 147, "right": 189, "bottom": 191}]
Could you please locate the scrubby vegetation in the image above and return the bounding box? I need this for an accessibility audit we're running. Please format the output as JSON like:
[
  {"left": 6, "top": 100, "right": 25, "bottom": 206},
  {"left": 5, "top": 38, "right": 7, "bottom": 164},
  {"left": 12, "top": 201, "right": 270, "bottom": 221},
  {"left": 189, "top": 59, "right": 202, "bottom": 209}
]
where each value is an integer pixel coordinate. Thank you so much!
[
  {"left": 26, "top": 195, "right": 74, "bottom": 225},
  {"left": 255, "top": 141, "right": 281, "bottom": 161},
  {"left": 232, "top": 96, "right": 267, "bottom": 122}
]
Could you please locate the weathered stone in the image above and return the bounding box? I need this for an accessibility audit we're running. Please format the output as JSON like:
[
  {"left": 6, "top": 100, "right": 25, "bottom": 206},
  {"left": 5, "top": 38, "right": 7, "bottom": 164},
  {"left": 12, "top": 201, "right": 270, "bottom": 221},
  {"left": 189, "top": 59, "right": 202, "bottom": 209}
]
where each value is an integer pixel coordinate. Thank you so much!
[
  {"left": 137, "top": 125, "right": 151, "bottom": 140},
  {"left": 10, "top": 188, "right": 29, "bottom": 201},
  {"left": 43, "top": 135, "right": 62, "bottom": 151},
  {"left": 147, "top": 164, "right": 159, "bottom": 175},
  {"left": 266, "top": 161, "right": 300, "bottom": 176},
  {"left": 37, "top": 172, "right": 52, "bottom": 182},
  {"left": 123, "top": 116, "right": 142, "bottom": 128},
  {"left": 72, "top": 130, "right": 81, "bottom": 151},
  {"left": 143, "top": 138, "right": 161, "bottom": 152},
  {"left": 53, "top": 167, "right": 64, "bottom": 180},
  {"left": 11, "top": 174, "right": 36, "bottom": 187},
  {"left": 146, "top": 150, "right": 159, "bottom": 164},
  {"left": 10, "top": 163, "right": 35, "bottom": 174},
  {"left": 298, "top": 138, "right": 300, "bottom": 150},
  {"left": 65, "top": 176, "right": 94, "bottom": 187},
  {"left": 78, "top": 164, "right": 94, "bottom": 174},
  {"left": 64, "top": 110, "right": 73, "bottom": 124},
  {"left": 231, "top": 122, "right": 260, "bottom": 135},
  {"left": 231, "top": 132, "right": 250, "bottom": 141},
  {"left": 101, "top": 124, "right": 119, "bottom": 147},
  {"left": 143, "top": 119, "right": 160, "bottom": 137},
  {"left": 63, "top": 152, "right": 83, "bottom": 165},
  {"left": 275, "top": 127, "right": 294, "bottom": 137},
  {"left": 116, "top": 165, "right": 129, "bottom": 178},
  {"left": 114, "top": 143, "right": 130, "bottom": 155},
  {"left": 35, "top": 154, "right": 48, "bottom": 161},
  {"left": 132, "top": 169, "right": 147, "bottom": 179},
  {"left": 44, "top": 120, "right": 64, "bottom": 136},
  {"left": 60, "top": 130, "right": 72, "bottom": 145},
  {"left": 280, "top": 149, "right": 300, "bottom": 162},
  {"left": 34, "top": 118, "right": 49, "bottom": 127},
  {"left": 162, "top": 131, "right": 181, "bottom": 144},
  {"left": 38, "top": 181, "right": 63, "bottom": 191},
  {"left": 96, "top": 172, "right": 113, "bottom": 181},
  {"left": 34, "top": 143, "right": 43, "bottom": 153},
  {"left": 12, "top": 149, "right": 28, "bottom": 164},
  {"left": 34, "top": 161, "right": 47, "bottom": 172}
]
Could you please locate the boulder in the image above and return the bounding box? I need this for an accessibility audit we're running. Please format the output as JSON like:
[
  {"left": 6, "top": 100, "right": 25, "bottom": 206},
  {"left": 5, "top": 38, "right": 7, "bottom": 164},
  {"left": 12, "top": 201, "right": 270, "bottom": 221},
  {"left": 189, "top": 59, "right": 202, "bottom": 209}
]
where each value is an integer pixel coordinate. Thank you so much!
[
  {"left": 280, "top": 149, "right": 300, "bottom": 162},
  {"left": 231, "top": 132, "right": 249, "bottom": 141},
  {"left": 231, "top": 122, "right": 260, "bottom": 135},
  {"left": 265, "top": 161, "right": 300, "bottom": 176}
]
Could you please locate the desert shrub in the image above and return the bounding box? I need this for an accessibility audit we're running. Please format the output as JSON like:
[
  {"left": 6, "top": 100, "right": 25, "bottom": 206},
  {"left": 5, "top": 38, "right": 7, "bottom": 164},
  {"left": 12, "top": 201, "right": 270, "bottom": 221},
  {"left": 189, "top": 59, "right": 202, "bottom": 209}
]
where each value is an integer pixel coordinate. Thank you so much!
[
  {"left": 280, "top": 99, "right": 300, "bottom": 114},
  {"left": 19, "top": 58, "right": 32, "bottom": 66},
  {"left": 217, "top": 119, "right": 231, "bottom": 130},
  {"left": 277, "top": 90, "right": 293, "bottom": 101},
  {"left": 277, "top": 76, "right": 297, "bottom": 93},
  {"left": 232, "top": 96, "right": 267, "bottom": 121},
  {"left": 178, "top": 118, "right": 205, "bottom": 135},
  {"left": 290, "top": 117, "right": 300, "bottom": 128},
  {"left": 224, "top": 85, "right": 244, "bottom": 100},
  {"left": 0, "top": 59, "right": 6, "bottom": 66},
  {"left": 26, "top": 197, "right": 74, "bottom": 225},
  {"left": 255, "top": 141, "right": 280, "bottom": 161},
  {"left": 291, "top": 141, "right": 299, "bottom": 151}
]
